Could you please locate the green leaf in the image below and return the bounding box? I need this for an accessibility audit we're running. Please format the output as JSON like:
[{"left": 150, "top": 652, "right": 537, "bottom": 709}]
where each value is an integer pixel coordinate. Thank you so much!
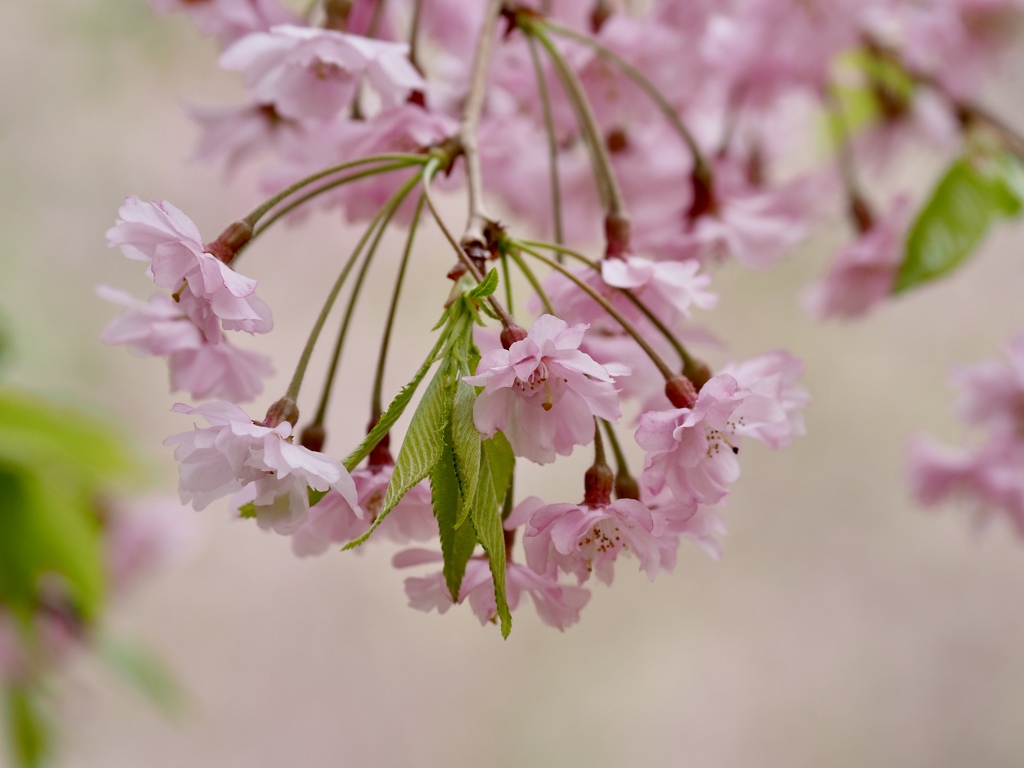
[
  {"left": 344, "top": 367, "right": 452, "bottom": 549},
  {"left": 0, "top": 389, "right": 135, "bottom": 484},
  {"left": 100, "top": 636, "right": 186, "bottom": 716},
  {"left": 450, "top": 380, "right": 481, "bottom": 515},
  {"left": 895, "top": 152, "right": 1024, "bottom": 292},
  {"left": 469, "top": 433, "right": 516, "bottom": 638},
  {"left": 5, "top": 686, "right": 51, "bottom": 768},
  {"left": 465, "top": 268, "right": 499, "bottom": 299},
  {"left": 0, "top": 465, "right": 104, "bottom": 623},
  {"left": 340, "top": 328, "right": 449, "bottom": 475},
  {"left": 430, "top": 427, "right": 478, "bottom": 601}
]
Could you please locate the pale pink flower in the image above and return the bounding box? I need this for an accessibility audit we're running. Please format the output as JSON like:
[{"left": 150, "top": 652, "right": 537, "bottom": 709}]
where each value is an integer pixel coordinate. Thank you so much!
[
  {"left": 644, "top": 488, "right": 728, "bottom": 561},
  {"left": 395, "top": 551, "right": 591, "bottom": 631},
  {"left": 953, "top": 333, "right": 1024, "bottom": 430},
  {"left": 188, "top": 102, "right": 303, "bottom": 178},
  {"left": 98, "top": 286, "right": 272, "bottom": 402},
  {"left": 719, "top": 351, "right": 810, "bottom": 450},
  {"left": 149, "top": 0, "right": 297, "bottom": 48},
  {"left": 464, "top": 315, "right": 626, "bottom": 464},
  {"left": 507, "top": 495, "right": 679, "bottom": 585},
  {"left": 804, "top": 196, "right": 912, "bottom": 320},
  {"left": 165, "top": 402, "right": 360, "bottom": 534},
  {"left": 291, "top": 466, "right": 436, "bottom": 557},
  {"left": 219, "top": 25, "right": 423, "bottom": 123},
  {"left": 907, "top": 433, "right": 1024, "bottom": 535},
  {"left": 167, "top": 342, "right": 272, "bottom": 403},
  {"left": 105, "top": 497, "right": 199, "bottom": 590},
  {"left": 601, "top": 255, "right": 718, "bottom": 328},
  {"left": 636, "top": 375, "right": 747, "bottom": 508},
  {"left": 106, "top": 196, "right": 272, "bottom": 333}
]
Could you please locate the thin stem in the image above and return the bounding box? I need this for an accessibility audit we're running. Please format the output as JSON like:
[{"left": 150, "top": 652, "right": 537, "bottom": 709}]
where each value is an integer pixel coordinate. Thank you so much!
[
  {"left": 823, "top": 85, "right": 873, "bottom": 232},
  {"left": 500, "top": 252, "right": 514, "bottom": 313},
  {"left": 371, "top": 194, "right": 425, "bottom": 421},
  {"left": 285, "top": 170, "right": 423, "bottom": 402},
  {"left": 507, "top": 247, "right": 555, "bottom": 315},
  {"left": 251, "top": 161, "right": 419, "bottom": 238},
  {"left": 601, "top": 419, "right": 630, "bottom": 477},
  {"left": 529, "top": 24, "right": 625, "bottom": 216},
  {"left": 313, "top": 179, "right": 417, "bottom": 426},
  {"left": 408, "top": 0, "right": 424, "bottom": 74},
  {"left": 243, "top": 153, "right": 427, "bottom": 225},
  {"left": 367, "top": 0, "right": 387, "bottom": 38},
  {"left": 526, "top": 33, "right": 565, "bottom": 247},
  {"left": 591, "top": 416, "right": 607, "bottom": 466},
  {"left": 459, "top": 0, "right": 505, "bottom": 246},
  {"left": 422, "top": 160, "right": 517, "bottom": 328},
  {"left": 544, "top": 20, "right": 709, "bottom": 177},
  {"left": 515, "top": 243, "right": 677, "bottom": 380},
  {"left": 518, "top": 239, "right": 700, "bottom": 373}
]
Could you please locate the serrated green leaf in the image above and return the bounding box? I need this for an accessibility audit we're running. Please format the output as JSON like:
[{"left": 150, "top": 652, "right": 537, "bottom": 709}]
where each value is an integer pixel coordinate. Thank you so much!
[
  {"left": 100, "top": 636, "right": 186, "bottom": 716},
  {"left": 895, "top": 153, "right": 1024, "bottom": 292},
  {"left": 469, "top": 433, "right": 516, "bottom": 638},
  {"left": 465, "top": 268, "right": 499, "bottom": 299},
  {"left": 340, "top": 328, "right": 450, "bottom": 476},
  {"left": 344, "top": 367, "right": 452, "bottom": 549},
  {"left": 5, "top": 686, "right": 51, "bottom": 768},
  {"left": 450, "top": 381, "right": 481, "bottom": 515},
  {"left": 430, "top": 427, "right": 478, "bottom": 600}
]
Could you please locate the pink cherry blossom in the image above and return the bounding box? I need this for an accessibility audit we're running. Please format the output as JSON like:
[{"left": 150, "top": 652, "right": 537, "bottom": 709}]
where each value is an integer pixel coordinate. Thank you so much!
[
  {"left": 150, "top": 0, "right": 297, "bottom": 47},
  {"left": 98, "top": 286, "right": 272, "bottom": 402},
  {"left": 106, "top": 196, "right": 273, "bottom": 333},
  {"left": 507, "top": 495, "right": 679, "bottom": 585},
  {"left": 719, "top": 351, "right": 810, "bottom": 450},
  {"left": 291, "top": 466, "right": 436, "bottom": 557},
  {"left": 395, "top": 551, "right": 591, "bottom": 631},
  {"left": 165, "top": 402, "right": 360, "bottom": 534},
  {"left": 464, "top": 314, "right": 626, "bottom": 464},
  {"left": 219, "top": 25, "right": 423, "bottom": 123},
  {"left": 105, "top": 497, "right": 199, "bottom": 590},
  {"left": 188, "top": 102, "right": 304, "bottom": 179},
  {"left": 907, "top": 433, "right": 1024, "bottom": 535},
  {"left": 952, "top": 332, "right": 1024, "bottom": 429},
  {"left": 636, "top": 375, "right": 747, "bottom": 508},
  {"left": 804, "top": 195, "right": 912, "bottom": 320},
  {"left": 643, "top": 488, "right": 727, "bottom": 561}
]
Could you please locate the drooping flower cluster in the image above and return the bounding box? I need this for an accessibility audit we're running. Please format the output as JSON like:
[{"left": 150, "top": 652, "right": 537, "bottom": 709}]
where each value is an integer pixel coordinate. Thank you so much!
[
  {"left": 93, "top": 0, "right": 1024, "bottom": 638},
  {"left": 908, "top": 334, "right": 1024, "bottom": 534}
]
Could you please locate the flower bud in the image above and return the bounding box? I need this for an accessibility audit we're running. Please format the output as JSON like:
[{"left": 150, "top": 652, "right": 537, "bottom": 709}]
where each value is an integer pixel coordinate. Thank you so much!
[
  {"left": 299, "top": 422, "right": 326, "bottom": 452},
  {"left": 604, "top": 212, "right": 632, "bottom": 259},
  {"left": 500, "top": 323, "right": 528, "bottom": 349},
  {"left": 583, "top": 462, "right": 614, "bottom": 507},
  {"left": 263, "top": 397, "right": 299, "bottom": 428},
  {"left": 665, "top": 375, "right": 698, "bottom": 409}
]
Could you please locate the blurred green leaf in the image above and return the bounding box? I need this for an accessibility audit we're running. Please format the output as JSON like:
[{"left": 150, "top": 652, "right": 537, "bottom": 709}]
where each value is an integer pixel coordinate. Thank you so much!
[
  {"left": 5, "top": 686, "right": 51, "bottom": 768},
  {"left": 895, "top": 152, "right": 1024, "bottom": 292},
  {"left": 99, "top": 636, "right": 186, "bottom": 716}
]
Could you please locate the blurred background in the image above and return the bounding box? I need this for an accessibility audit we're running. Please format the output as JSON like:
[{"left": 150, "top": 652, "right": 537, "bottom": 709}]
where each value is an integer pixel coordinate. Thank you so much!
[{"left": 3, "top": 2, "right": 1024, "bottom": 766}]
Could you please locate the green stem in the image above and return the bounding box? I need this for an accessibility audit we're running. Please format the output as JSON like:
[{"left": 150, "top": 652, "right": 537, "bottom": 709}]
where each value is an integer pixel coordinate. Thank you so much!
[
  {"left": 526, "top": 33, "right": 565, "bottom": 247},
  {"left": 528, "top": 24, "right": 625, "bottom": 217},
  {"left": 601, "top": 419, "right": 630, "bottom": 478},
  {"left": 409, "top": 0, "right": 424, "bottom": 73},
  {"left": 251, "top": 161, "right": 419, "bottom": 238},
  {"left": 370, "top": 194, "right": 425, "bottom": 421},
  {"left": 507, "top": 247, "right": 555, "bottom": 315},
  {"left": 500, "top": 252, "right": 515, "bottom": 314},
  {"left": 312, "top": 180, "right": 418, "bottom": 426},
  {"left": 285, "top": 170, "right": 423, "bottom": 402},
  {"left": 514, "top": 243, "right": 677, "bottom": 380},
  {"left": 544, "top": 20, "right": 709, "bottom": 177},
  {"left": 243, "top": 153, "right": 427, "bottom": 225},
  {"left": 518, "top": 239, "right": 699, "bottom": 373},
  {"left": 422, "top": 160, "right": 517, "bottom": 329}
]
